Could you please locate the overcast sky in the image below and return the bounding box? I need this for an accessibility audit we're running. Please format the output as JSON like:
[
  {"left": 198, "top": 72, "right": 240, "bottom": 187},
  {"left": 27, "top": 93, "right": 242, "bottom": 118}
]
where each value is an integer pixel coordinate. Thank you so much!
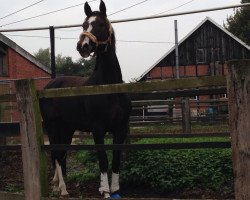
[{"left": 0, "top": 0, "right": 241, "bottom": 82}]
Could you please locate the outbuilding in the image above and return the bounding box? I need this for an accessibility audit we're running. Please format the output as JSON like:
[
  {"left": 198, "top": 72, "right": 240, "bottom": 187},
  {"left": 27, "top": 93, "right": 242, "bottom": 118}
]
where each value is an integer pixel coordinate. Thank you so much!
[{"left": 0, "top": 33, "right": 51, "bottom": 121}]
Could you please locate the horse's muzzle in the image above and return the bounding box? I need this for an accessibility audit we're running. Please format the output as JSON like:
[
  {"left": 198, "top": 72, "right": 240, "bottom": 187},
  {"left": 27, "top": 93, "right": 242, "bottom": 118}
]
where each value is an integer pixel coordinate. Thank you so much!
[{"left": 77, "top": 41, "right": 91, "bottom": 58}]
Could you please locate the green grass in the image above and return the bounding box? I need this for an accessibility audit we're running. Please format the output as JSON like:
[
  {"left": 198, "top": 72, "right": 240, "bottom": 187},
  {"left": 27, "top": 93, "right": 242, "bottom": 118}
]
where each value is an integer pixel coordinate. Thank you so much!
[
  {"left": 134, "top": 137, "right": 230, "bottom": 144},
  {"left": 130, "top": 122, "right": 229, "bottom": 134},
  {"left": 68, "top": 129, "right": 230, "bottom": 183},
  {"left": 4, "top": 184, "right": 23, "bottom": 193}
]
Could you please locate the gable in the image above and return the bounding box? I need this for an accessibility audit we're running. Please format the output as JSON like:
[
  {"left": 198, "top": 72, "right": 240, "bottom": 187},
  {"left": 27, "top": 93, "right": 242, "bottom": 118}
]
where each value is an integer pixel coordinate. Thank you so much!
[{"left": 137, "top": 17, "right": 250, "bottom": 81}]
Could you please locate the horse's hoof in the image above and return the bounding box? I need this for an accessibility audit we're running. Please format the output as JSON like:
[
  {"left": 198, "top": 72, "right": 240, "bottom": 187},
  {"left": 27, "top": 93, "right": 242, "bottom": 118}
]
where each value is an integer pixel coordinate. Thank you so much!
[
  {"left": 103, "top": 192, "right": 111, "bottom": 199},
  {"left": 60, "top": 189, "right": 69, "bottom": 197},
  {"left": 110, "top": 193, "right": 121, "bottom": 199},
  {"left": 60, "top": 193, "right": 70, "bottom": 198},
  {"left": 52, "top": 186, "right": 60, "bottom": 193}
]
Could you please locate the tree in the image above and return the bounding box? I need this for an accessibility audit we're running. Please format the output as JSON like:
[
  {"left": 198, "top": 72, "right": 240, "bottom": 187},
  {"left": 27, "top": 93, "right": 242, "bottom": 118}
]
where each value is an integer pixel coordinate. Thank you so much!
[
  {"left": 224, "top": 0, "right": 250, "bottom": 45},
  {"left": 34, "top": 48, "right": 51, "bottom": 68},
  {"left": 55, "top": 54, "right": 74, "bottom": 75},
  {"left": 76, "top": 57, "right": 95, "bottom": 76},
  {"left": 56, "top": 56, "right": 95, "bottom": 76},
  {"left": 33, "top": 48, "right": 95, "bottom": 76}
]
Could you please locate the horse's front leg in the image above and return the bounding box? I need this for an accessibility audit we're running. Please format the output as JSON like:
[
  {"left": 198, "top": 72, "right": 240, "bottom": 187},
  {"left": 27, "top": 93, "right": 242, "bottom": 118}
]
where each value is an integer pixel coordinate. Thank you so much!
[
  {"left": 51, "top": 166, "right": 59, "bottom": 192},
  {"left": 93, "top": 130, "right": 110, "bottom": 198},
  {"left": 111, "top": 124, "right": 128, "bottom": 196},
  {"left": 55, "top": 159, "right": 69, "bottom": 196}
]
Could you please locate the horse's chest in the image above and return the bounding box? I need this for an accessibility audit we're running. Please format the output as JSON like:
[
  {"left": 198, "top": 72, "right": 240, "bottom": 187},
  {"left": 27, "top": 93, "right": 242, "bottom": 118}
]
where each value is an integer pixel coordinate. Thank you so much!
[{"left": 84, "top": 95, "right": 124, "bottom": 120}]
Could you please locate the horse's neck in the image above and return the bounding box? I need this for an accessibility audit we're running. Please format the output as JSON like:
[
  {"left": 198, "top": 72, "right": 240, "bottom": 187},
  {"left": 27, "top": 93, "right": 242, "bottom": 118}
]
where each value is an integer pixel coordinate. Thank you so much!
[{"left": 93, "top": 49, "right": 123, "bottom": 84}]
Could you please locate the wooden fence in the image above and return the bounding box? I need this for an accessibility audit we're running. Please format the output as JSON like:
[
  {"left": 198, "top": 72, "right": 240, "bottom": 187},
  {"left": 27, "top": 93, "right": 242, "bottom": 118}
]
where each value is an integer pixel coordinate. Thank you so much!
[
  {"left": 0, "top": 60, "right": 250, "bottom": 199},
  {"left": 0, "top": 97, "right": 229, "bottom": 137},
  {"left": 131, "top": 98, "right": 228, "bottom": 128},
  {"left": 0, "top": 76, "right": 228, "bottom": 135}
]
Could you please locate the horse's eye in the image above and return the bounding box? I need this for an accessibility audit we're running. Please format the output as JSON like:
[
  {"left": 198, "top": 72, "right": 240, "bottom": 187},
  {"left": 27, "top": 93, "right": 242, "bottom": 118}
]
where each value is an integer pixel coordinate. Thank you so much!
[
  {"left": 92, "top": 21, "right": 105, "bottom": 29},
  {"left": 99, "top": 23, "right": 105, "bottom": 27}
]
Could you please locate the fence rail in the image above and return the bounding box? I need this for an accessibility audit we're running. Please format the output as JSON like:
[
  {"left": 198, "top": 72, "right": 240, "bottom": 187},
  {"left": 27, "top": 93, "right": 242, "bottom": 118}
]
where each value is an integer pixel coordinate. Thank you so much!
[
  {"left": 0, "top": 121, "right": 230, "bottom": 138},
  {"left": 38, "top": 76, "right": 226, "bottom": 98},
  {"left": 0, "top": 142, "right": 231, "bottom": 152},
  {"left": 130, "top": 87, "right": 227, "bottom": 100},
  {"left": 132, "top": 98, "right": 228, "bottom": 106}
]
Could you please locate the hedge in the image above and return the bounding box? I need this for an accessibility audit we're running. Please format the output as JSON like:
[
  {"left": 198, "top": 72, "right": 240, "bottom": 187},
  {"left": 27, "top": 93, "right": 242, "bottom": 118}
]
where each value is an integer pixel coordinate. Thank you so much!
[{"left": 121, "top": 138, "right": 233, "bottom": 192}]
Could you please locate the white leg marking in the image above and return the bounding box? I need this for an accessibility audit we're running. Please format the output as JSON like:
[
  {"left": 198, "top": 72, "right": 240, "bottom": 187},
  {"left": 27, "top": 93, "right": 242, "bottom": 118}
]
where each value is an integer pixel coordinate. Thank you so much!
[
  {"left": 55, "top": 160, "right": 69, "bottom": 196},
  {"left": 99, "top": 172, "right": 110, "bottom": 198},
  {"left": 52, "top": 167, "right": 59, "bottom": 192},
  {"left": 104, "top": 192, "right": 111, "bottom": 199},
  {"left": 111, "top": 172, "right": 120, "bottom": 193}
]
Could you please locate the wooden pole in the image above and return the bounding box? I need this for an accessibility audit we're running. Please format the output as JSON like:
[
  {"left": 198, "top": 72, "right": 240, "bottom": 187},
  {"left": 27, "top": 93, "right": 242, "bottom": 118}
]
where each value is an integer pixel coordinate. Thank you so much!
[
  {"left": 174, "top": 20, "right": 179, "bottom": 79},
  {"left": 181, "top": 97, "right": 191, "bottom": 133},
  {"left": 15, "top": 79, "right": 48, "bottom": 199},
  {"left": 49, "top": 26, "right": 56, "bottom": 79},
  {"left": 227, "top": 59, "right": 250, "bottom": 200}
]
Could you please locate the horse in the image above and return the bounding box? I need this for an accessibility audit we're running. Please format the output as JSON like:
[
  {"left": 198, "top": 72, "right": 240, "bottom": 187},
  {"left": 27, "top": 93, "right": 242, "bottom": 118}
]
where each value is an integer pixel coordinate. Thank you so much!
[{"left": 39, "top": 1, "right": 131, "bottom": 198}]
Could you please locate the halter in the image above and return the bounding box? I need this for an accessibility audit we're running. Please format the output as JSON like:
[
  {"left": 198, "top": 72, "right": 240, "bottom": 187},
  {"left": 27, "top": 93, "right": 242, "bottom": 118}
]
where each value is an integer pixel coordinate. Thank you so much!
[{"left": 79, "top": 18, "right": 113, "bottom": 49}]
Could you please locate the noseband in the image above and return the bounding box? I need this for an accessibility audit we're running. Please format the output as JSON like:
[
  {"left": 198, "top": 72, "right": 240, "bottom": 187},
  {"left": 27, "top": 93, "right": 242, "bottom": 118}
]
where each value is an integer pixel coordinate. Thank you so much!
[{"left": 79, "top": 18, "right": 113, "bottom": 48}]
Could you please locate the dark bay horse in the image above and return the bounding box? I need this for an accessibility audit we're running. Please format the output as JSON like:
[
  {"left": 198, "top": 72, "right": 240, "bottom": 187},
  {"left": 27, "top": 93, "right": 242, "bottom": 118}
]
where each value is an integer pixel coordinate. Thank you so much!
[{"left": 40, "top": 1, "right": 131, "bottom": 198}]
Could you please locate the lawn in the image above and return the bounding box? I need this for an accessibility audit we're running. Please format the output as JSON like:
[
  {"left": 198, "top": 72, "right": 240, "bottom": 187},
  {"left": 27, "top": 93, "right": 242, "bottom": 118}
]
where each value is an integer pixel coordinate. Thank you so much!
[{"left": 130, "top": 122, "right": 229, "bottom": 134}]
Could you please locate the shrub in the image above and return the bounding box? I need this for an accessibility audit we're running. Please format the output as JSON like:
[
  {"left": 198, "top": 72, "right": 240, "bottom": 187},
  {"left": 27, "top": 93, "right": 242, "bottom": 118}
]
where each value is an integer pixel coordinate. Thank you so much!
[{"left": 121, "top": 138, "right": 233, "bottom": 192}]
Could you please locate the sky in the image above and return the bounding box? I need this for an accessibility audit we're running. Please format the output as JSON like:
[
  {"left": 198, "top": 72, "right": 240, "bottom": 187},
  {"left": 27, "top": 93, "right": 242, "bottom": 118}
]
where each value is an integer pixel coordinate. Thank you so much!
[{"left": 0, "top": 0, "right": 241, "bottom": 82}]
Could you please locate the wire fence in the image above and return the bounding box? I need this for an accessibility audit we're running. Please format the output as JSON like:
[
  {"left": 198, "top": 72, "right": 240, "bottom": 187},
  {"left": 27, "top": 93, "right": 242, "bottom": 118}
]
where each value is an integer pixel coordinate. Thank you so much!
[{"left": 0, "top": 3, "right": 249, "bottom": 32}]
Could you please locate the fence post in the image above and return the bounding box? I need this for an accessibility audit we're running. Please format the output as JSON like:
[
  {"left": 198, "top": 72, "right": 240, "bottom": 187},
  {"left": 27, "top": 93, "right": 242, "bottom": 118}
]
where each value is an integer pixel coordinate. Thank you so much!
[
  {"left": 181, "top": 97, "right": 191, "bottom": 133},
  {"left": 50, "top": 26, "right": 56, "bottom": 79},
  {"left": 0, "top": 91, "right": 7, "bottom": 148},
  {"left": 0, "top": 137, "right": 6, "bottom": 159},
  {"left": 15, "top": 79, "right": 48, "bottom": 199},
  {"left": 227, "top": 59, "right": 250, "bottom": 200}
]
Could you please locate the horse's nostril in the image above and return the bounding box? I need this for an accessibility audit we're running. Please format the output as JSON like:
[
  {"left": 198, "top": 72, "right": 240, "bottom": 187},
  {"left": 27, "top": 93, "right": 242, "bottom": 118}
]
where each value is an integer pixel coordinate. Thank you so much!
[
  {"left": 82, "top": 43, "right": 89, "bottom": 52},
  {"left": 76, "top": 42, "right": 81, "bottom": 51}
]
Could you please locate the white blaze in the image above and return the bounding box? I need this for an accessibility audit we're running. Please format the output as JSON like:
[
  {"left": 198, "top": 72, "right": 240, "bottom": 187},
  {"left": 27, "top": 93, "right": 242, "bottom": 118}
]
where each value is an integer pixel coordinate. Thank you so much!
[{"left": 82, "top": 16, "right": 97, "bottom": 46}]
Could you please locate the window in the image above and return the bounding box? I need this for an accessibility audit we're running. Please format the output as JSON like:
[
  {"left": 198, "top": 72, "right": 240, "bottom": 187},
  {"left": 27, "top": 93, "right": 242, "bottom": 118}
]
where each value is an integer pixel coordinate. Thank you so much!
[
  {"left": 219, "top": 94, "right": 227, "bottom": 99},
  {"left": 0, "top": 46, "right": 8, "bottom": 76},
  {"left": 196, "top": 49, "right": 206, "bottom": 64},
  {"left": 190, "top": 96, "right": 198, "bottom": 100}
]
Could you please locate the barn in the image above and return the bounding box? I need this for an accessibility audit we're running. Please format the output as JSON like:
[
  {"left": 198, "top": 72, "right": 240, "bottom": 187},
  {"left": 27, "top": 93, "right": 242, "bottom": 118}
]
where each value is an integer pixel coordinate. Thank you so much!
[
  {"left": 136, "top": 17, "right": 250, "bottom": 118},
  {"left": 0, "top": 33, "right": 51, "bottom": 121},
  {"left": 137, "top": 17, "right": 250, "bottom": 82}
]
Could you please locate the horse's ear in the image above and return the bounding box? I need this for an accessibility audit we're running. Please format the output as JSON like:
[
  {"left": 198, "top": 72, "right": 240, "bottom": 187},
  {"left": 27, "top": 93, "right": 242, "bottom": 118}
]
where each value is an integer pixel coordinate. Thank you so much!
[
  {"left": 84, "top": 2, "right": 92, "bottom": 17},
  {"left": 99, "top": 0, "right": 107, "bottom": 16}
]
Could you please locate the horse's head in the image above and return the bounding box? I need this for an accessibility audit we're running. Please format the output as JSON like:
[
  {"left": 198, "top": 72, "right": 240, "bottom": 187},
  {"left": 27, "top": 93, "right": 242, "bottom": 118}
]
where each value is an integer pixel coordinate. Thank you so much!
[{"left": 77, "top": 0, "right": 113, "bottom": 58}]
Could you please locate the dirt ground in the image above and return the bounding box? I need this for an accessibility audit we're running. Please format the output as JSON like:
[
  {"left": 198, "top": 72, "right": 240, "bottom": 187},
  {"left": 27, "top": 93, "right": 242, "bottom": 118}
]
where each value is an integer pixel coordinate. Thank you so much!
[{"left": 0, "top": 151, "right": 234, "bottom": 199}]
